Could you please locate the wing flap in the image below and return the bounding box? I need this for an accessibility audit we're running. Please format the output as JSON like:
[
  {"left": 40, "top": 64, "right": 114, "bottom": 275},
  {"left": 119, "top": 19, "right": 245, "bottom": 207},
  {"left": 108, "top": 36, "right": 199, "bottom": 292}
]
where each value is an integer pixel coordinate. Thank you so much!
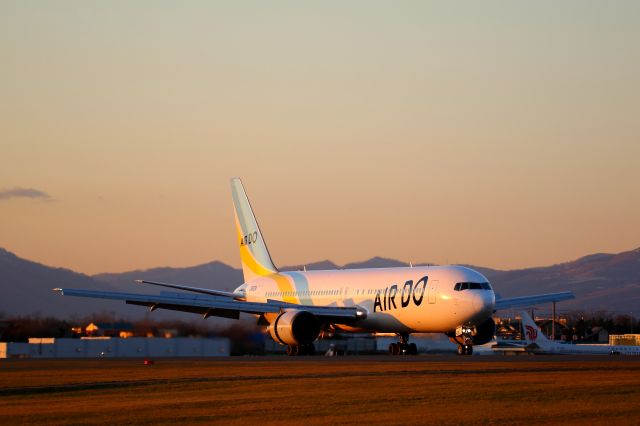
[
  {"left": 494, "top": 291, "right": 574, "bottom": 310},
  {"left": 125, "top": 301, "right": 241, "bottom": 319}
]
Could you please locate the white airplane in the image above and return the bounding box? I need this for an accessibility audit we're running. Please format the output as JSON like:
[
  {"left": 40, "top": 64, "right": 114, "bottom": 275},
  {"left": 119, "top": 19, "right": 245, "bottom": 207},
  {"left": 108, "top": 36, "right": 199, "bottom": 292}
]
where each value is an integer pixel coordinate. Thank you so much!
[
  {"left": 55, "top": 178, "right": 574, "bottom": 356},
  {"left": 473, "top": 338, "right": 529, "bottom": 355},
  {"left": 521, "top": 311, "right": 640, "bottom": 355}
]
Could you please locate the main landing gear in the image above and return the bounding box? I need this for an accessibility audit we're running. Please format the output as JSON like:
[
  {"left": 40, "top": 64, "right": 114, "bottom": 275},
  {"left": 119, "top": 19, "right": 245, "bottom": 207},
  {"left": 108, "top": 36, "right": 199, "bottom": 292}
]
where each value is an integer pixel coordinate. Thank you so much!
[
  {"left": 457, "top": 344, "right": 473, "bottom": 355},
  {"left": 285, "top": 343, "right": 316, "bottom": 356},
  {"left": 388, "top": 333, "right": 418, "bottom": 356}
]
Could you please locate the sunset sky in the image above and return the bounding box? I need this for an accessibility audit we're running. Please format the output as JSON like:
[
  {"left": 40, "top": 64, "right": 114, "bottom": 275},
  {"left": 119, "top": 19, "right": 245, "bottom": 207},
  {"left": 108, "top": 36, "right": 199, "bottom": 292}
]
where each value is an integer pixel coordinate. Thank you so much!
[{"left": 2, "top": 2, "right": 639, "bottom": 275}]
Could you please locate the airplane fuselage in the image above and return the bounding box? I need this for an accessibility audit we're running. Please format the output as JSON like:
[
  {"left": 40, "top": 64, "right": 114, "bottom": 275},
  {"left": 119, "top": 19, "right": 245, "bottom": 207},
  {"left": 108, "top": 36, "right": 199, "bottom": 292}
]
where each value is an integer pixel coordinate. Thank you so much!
[
  {"left": 238, "top": 265, "right": 495, "bottom": 334},
  {"left": 530, "top": 341, "right": 640, "bottom": 355}
]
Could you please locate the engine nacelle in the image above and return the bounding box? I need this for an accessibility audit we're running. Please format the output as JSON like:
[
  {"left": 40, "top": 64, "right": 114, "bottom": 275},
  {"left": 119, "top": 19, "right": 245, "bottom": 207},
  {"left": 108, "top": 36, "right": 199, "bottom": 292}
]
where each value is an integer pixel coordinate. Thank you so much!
[
  {"left": 447, "top": 317, "right": 496, "bottom": 346},
  {"left": 268, "top": 310, "right": 321, "bottom": 346}
]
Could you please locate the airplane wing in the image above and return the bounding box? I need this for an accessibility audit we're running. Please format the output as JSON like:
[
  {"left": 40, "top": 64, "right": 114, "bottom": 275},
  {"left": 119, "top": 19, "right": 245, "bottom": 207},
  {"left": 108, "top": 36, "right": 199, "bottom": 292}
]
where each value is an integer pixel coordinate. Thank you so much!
[
  {"left": 53, "top": 288, "right": 365, "bottom": 321},
  {"left": 494, "top": 291, "right": 574, "bottom": 310},
  {"left": 134, "top": 279, "right": 241, "bottom": 299}
]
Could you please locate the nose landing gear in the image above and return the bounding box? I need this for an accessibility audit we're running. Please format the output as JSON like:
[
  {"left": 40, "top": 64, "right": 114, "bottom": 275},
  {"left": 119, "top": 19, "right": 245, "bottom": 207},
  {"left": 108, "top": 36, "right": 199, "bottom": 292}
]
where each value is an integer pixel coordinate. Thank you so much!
[
  {"left": 457, "top": 344, "right": 473, "bottom": 355},
  {"left": 448, "top": 325, "right": 477, "bottom": 355},
  {"left": 388, "top": 333, "right": 418, "bottom": 356}
]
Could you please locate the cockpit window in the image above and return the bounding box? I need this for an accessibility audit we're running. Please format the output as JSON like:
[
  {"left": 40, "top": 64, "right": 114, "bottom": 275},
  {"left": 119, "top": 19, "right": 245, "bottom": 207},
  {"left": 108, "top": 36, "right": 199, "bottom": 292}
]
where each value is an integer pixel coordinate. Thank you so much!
[{"left": 454, "top": 282, "right": 492, "bottom": 291}]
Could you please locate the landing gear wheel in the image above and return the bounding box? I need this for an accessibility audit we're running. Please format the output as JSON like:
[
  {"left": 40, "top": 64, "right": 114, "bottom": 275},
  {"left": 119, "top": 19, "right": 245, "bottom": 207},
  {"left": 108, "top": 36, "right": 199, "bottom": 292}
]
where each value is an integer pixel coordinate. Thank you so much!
[
  {"left": 286, "top": 345, "right": 299, "bottom": 356},
  {"left": 465, "top": 345, "right": 473, "bottom": 355},
  {"left": 457, "top": 345, "right": 465, "bottom": 355},
  {"left": 390, "top": 334, "right": 418, "bottom": 356},
  {"left": 388, "top": 343, "right": 400, "bottom": 356},
  {"left": 409, "top": 343, "right": 418, "bottom": 355},
  {"left": 306, "top": 343, "right": 316, "bottom": 356}
]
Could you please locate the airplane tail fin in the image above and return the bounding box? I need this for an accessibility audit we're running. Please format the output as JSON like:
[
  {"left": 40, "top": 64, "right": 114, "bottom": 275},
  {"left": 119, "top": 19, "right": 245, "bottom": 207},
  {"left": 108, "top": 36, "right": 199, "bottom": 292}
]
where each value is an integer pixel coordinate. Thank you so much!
[
  {"left": 231, "top": 178, "right": 278, "bottom": 282},
  {"left": 520, "top": 311, "right": 549, "bottom": 347}
]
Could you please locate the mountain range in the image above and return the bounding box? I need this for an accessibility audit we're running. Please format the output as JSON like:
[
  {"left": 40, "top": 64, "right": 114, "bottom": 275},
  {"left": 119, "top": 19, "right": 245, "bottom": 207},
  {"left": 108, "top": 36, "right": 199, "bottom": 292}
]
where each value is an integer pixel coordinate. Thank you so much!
[{"left": 1, "top": 246, "right": 639, "bottom": 319}]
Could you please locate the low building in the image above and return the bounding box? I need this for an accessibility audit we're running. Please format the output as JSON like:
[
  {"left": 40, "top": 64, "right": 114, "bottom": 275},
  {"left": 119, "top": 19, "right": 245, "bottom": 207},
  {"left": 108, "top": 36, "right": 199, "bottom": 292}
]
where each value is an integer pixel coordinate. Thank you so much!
[
  {"left": 85, "top": 322, "right": 134, "bottom": 337},
  {"left": 264, "top": 335, "right": 377, "bottom": 355},
  {"left": 609, "top": 334, "right": 640, "bottom": 346},
  {"left": 263, "top": 333, "right": 453, "bottom": 354},
  {"left": 0, "top": 342, "right": 30, "bottom": 359},
  {"left": 1, "top": 337, "right": 230, "bottom": 359}
]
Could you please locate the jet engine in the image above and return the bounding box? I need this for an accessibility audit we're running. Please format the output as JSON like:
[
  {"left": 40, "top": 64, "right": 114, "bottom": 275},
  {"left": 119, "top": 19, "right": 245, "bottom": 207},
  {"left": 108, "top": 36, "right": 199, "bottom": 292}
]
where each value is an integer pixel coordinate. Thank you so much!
[
  {"left": 448, "top": 317, "right": 496, "bottom": 346},
  {"left": 268, "top": 310, "right": 321, "bottom": 346}
]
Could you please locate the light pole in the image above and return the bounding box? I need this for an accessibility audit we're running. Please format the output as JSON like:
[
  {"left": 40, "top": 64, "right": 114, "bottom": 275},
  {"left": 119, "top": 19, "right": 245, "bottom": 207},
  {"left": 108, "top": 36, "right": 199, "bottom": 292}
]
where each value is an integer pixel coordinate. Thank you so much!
[{"left": 552, "top": 301, "right": 556, "bottom": 341}]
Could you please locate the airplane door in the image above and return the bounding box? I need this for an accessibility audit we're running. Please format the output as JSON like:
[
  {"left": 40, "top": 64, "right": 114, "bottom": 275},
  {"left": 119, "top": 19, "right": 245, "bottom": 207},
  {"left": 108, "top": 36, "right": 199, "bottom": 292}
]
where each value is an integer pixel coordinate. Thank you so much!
[{"left": 428, "top": 280, "right": 438, "bottom": 304}]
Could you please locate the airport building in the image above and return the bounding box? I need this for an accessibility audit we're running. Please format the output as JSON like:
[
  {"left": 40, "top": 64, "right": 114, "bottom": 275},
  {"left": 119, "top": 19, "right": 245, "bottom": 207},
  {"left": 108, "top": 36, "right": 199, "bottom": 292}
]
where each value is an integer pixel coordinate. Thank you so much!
[
  {"left": 609, "top": 334, "right": 640, "bottom": 346},
  {"left": 0, "top": 337, "right": 230, "bottom": 359},
  {"left": 264, "top": 334, "right": 377, "bottom": 355}
]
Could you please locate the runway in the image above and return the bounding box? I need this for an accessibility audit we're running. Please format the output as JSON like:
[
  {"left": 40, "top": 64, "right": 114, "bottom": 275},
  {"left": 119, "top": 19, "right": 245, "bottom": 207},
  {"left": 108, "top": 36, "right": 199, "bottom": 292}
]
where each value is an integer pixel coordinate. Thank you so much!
[{"left": 2, "top": 356, "right": 640, "bottom": 425}]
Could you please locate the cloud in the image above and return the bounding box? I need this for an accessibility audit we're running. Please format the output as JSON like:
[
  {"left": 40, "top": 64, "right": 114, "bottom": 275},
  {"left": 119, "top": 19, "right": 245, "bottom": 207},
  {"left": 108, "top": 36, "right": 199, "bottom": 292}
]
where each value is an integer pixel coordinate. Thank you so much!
[{"left": 0, "top": 187, "right": 52, "bottom": 201}]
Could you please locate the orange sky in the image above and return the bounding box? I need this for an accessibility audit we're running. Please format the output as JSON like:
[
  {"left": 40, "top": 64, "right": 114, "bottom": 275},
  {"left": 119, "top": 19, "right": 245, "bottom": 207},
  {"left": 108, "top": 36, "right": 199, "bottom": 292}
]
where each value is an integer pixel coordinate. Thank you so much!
[{"left": 1, "top": 2, "right": 639, "bottom": 275}]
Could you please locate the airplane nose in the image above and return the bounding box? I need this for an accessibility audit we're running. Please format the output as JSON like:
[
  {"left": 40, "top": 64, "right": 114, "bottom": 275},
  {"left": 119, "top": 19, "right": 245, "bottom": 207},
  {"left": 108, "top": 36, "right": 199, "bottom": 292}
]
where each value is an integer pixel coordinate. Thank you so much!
[{"left": 472, "top": 291, "right": 494, "bottom": 313}]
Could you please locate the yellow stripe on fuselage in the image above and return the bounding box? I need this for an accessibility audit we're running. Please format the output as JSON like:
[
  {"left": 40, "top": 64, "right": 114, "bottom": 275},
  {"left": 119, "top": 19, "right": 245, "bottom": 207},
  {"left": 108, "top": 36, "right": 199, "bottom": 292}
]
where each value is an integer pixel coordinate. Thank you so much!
[{"left": 268, "top": 273, "right": 297, "bottom": 304}]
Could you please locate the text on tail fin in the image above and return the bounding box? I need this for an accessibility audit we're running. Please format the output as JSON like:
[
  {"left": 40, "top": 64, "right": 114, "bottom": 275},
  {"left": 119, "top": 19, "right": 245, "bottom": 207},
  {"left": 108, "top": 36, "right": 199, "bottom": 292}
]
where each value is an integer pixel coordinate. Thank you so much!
[{"left": 230, "top": 178, "right": 278, "bottom": 282}]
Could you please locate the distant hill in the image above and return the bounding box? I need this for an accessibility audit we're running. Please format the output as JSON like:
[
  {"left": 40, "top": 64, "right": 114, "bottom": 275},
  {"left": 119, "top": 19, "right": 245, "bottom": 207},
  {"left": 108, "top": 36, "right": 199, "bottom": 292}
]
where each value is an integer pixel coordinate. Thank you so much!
[
  {"left": 0, "top": 249, "right": 223, "bottom": 319},
  {"left": 474, "top": 248, "right": 640, "bottom": 312},
  {"left": 342, "top": 257, "right": 410, "bottom": 270},
  {"left": 94, "top": 261, "right": 244, "bottom": 293},
  {"left": 279, "top": 260, "right": 340, "bottom": 272},
  {"left": 0, "top": 248, "right": 122, "bottom": 318},
  {"left": 1, "top": 246, "right": 639, "bottom": 318}
]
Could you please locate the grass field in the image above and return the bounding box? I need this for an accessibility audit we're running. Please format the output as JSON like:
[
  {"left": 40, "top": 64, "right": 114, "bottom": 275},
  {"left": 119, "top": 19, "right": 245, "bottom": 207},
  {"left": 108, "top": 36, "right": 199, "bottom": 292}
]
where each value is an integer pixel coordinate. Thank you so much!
[{"left": 1, "top": 356, "right": 640, "bottom": 425}]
